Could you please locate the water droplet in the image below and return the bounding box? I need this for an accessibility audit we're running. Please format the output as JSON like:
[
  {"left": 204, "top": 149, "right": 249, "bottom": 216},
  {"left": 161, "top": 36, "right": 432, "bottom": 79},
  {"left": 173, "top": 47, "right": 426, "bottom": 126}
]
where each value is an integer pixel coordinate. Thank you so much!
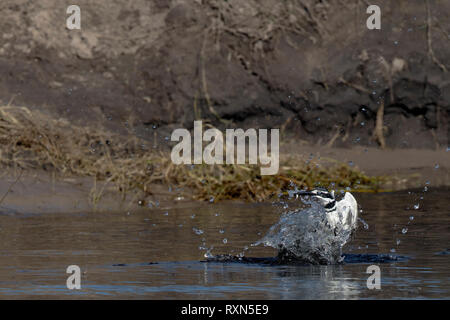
[
  {"left": 193, "top": 227, "right": 204, "bottom": 235},
  {"left": 223, "top": 238, "right": 228, "bottom": 244},
  {"left": 359, "top": 217, "right": 369, "bottom": 230}
]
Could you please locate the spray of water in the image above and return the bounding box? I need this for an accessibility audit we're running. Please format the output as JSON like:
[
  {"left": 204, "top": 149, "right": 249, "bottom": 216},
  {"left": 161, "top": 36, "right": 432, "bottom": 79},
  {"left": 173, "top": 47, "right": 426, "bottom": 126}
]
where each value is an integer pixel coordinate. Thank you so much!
[{"left": 254, "top": 196, "right": 354, "bottom": 265}]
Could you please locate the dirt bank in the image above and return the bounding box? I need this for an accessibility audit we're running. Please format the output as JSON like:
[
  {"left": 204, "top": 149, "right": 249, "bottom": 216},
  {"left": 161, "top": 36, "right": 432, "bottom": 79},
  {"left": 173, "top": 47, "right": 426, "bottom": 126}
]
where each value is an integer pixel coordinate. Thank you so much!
[{"left": 0, "top": 0, "right": 448, "bottom": 149}]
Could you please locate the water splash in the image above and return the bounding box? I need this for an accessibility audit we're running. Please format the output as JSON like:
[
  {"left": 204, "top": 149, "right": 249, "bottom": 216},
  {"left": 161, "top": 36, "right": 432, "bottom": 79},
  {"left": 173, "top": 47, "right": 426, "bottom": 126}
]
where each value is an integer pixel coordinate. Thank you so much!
[
  {"left": 254, "top": 198, "right": 354, "bottom": 265},
  {"left": 192, "top": 227, "right": 204, "bottom": 235},
  {"left": 203, "top": 247, "right": 214, "bottom": 259},
  {"left": 359, "top": 217, "right": 369, "bottom": 230}
]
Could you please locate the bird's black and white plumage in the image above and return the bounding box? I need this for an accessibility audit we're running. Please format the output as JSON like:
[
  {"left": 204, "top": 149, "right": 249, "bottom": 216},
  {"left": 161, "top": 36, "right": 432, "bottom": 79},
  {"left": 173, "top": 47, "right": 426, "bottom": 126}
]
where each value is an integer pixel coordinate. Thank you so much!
[
  {"left": 294, "top": 188, "right": 358, "bottom": 232},
  {"left": 257, "top": 188, "right": 359, "bottom": 264}
]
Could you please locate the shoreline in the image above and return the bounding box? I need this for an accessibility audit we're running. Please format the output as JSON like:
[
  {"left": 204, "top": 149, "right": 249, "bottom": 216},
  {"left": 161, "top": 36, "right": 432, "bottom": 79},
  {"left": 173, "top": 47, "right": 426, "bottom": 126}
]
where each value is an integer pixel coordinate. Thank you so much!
[
  {"left": 280, "top": 144, "right": 450, "bottom": 189},
  {"left": 1, "top": 147, "right": 448, "bottom": 214}
]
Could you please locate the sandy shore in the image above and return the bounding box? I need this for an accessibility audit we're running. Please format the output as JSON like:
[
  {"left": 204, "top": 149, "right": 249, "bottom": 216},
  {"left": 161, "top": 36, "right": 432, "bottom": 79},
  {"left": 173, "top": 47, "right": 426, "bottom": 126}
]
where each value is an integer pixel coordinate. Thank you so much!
[
  {"left": 281, "top": 145, "right": 450, "bottom": 188},
  {"left": 1, "top": 146, "right": 448, "bottom": 214}
]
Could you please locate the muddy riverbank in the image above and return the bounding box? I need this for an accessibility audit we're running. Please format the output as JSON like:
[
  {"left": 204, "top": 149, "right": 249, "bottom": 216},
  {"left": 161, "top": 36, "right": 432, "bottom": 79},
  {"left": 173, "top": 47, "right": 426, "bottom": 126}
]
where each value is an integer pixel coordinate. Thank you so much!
[
  {"left": 1, "top": 146, "right": 448, "bottom": 214},
  {"left": 0, "top": 0, "right": 449, "bottom": 213}
]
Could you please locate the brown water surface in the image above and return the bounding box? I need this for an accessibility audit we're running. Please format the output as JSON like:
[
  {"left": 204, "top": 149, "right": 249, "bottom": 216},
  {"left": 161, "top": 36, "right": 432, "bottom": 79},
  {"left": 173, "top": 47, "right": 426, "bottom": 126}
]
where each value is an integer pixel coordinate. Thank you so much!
[{"left": 0, "top": 188, "right": 448, "bottom": 299}]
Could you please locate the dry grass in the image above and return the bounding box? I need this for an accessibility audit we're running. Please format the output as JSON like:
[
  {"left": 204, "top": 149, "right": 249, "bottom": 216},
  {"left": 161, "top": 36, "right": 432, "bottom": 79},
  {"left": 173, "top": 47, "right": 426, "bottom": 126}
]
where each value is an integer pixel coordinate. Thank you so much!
[
  {"left": 0, "top": 106, "right": 386, "bottom": 202},
  {"left": 168, "top": 161, "right": 385, "bottom": 202}
]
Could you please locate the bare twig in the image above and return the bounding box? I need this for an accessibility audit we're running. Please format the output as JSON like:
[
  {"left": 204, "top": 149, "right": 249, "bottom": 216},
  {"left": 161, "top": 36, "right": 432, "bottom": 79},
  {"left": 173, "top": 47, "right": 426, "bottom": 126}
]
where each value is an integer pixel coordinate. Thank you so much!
[
  {"left": 338, "top": 77, "right": 371, "bottom": 94},
  {"left": 325, "top": 126, "right": 341, "bottom": 148},
  {"left": 378, "top": 56, "right": 395, "bottom": 102},
  {"left": 0, "top": 170, "right": 23, "bottom": 206},
  {"left": 200, "top": 30, "right": 230, "bottom": 125},
  {"left": 433, "top": 17, "right": 450, "bottom": 42},
  {"left": 375, "top": 101, "right": 386, "bottom": 149},
  {"left": 425, "top": 0, "right": 448, "bottom": 72}
]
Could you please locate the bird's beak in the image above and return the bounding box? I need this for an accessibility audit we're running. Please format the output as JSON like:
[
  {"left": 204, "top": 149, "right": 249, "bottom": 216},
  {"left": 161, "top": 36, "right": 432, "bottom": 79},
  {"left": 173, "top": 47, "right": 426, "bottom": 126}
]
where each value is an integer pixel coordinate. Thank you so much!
[{"left": 294, "top": 191, "right": 315, "bottom": 196}]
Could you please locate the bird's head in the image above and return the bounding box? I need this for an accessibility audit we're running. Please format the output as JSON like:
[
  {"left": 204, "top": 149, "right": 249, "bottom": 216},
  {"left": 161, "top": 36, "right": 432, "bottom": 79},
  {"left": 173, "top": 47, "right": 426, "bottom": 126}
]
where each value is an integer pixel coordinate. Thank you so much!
[{"left": 295, "top": 188, "right": 336, "bottom": 208}]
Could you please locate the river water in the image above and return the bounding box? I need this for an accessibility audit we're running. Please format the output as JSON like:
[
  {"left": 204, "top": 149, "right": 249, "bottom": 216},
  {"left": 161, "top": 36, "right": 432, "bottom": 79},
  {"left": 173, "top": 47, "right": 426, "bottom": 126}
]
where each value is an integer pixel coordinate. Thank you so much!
[{"left": 0, "top": 188, "right": 448, "bottom": 299}]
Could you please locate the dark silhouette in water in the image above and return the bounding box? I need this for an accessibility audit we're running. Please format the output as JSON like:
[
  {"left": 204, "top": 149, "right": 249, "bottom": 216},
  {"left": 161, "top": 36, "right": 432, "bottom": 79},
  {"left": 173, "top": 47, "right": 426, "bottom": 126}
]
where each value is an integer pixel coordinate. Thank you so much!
[{"left": 203, "top": 253, "right": 408, "bottom": 265}]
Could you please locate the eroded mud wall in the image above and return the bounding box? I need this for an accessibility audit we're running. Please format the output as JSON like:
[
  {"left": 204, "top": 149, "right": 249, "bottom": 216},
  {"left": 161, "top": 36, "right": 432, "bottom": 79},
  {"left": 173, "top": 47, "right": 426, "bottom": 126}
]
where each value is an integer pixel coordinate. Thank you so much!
[{"left": 0, "top": 0, "right": 448, "bottom": 148}]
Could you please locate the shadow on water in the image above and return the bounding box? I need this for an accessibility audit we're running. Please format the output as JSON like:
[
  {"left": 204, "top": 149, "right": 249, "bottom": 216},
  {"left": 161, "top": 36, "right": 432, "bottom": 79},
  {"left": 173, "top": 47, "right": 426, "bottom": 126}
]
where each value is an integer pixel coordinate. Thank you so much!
[
  {"left": 203, "top": 253, "right": 409, "bottom": 265},
  {"left": 0, "top": 188, "right": 448, "bottom": 299}
]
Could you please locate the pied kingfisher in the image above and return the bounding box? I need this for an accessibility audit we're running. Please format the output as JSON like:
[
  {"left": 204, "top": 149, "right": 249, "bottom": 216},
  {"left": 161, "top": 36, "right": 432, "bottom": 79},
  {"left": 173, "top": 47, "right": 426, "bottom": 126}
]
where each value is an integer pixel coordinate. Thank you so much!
[{"left": 294, "top": 188, "right": 358, "bottom": 232}]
